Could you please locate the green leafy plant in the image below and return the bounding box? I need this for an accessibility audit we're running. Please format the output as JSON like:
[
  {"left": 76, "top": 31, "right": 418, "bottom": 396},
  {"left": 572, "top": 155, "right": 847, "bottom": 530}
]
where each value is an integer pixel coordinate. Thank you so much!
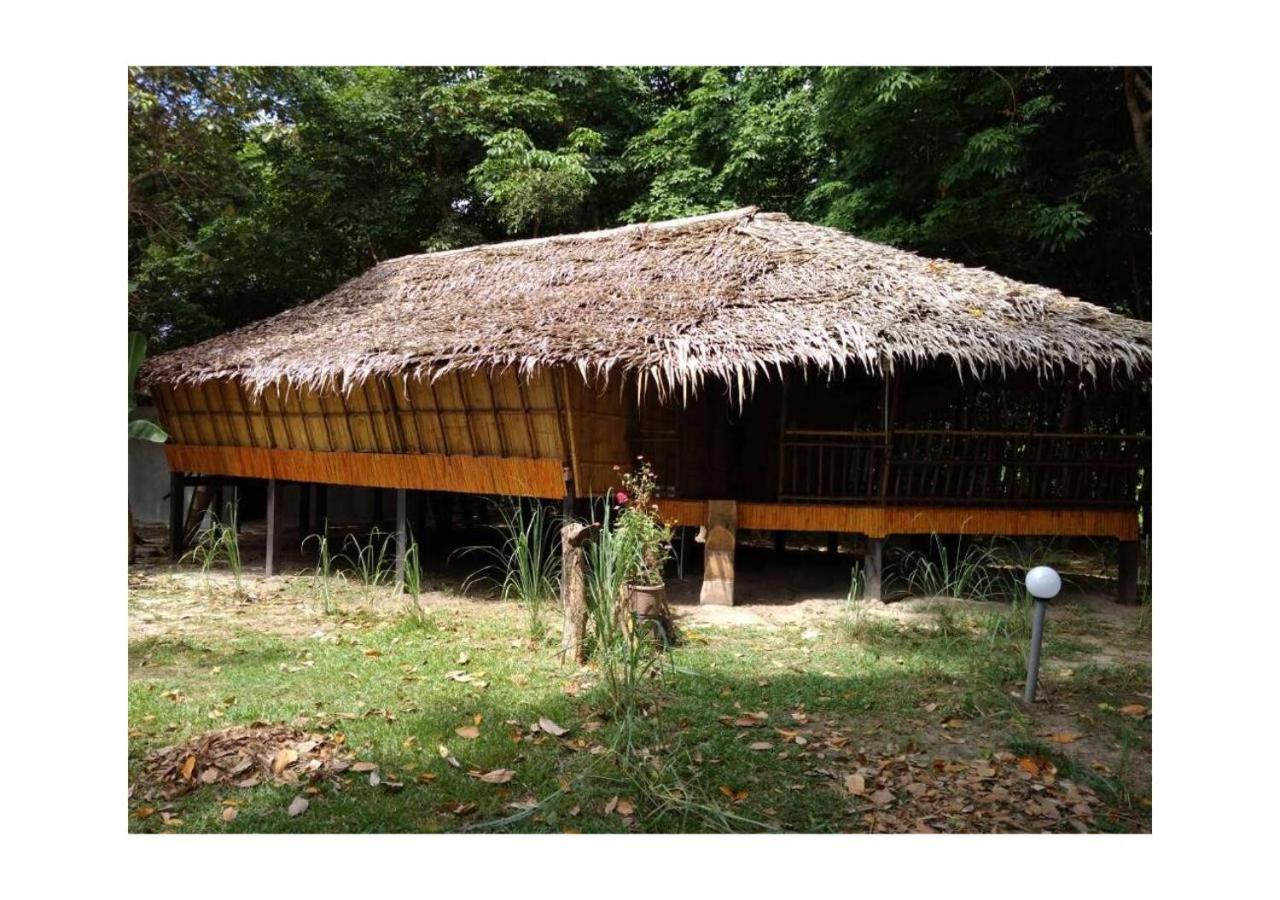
[
  {"left": 461, "top": 501, "right": 561, "bottom": 645},
  {"left": 128, "top": 331, "right": 168, "bottom": 443},
  {"left": 612, "top": 458, "right": 674, "bottom": 587}
]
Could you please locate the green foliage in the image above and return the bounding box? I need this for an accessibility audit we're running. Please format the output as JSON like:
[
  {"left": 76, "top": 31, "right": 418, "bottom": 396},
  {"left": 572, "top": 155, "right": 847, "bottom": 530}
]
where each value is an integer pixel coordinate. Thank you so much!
[
  {"left": 469, "top": 127, "right": 603, "bottom": 235},
  {"left": 129, "top": 66, "right": 1151, "bottom": 352},
  {"left": 127, "top": 331, "right": 167, "bottom": 442}
]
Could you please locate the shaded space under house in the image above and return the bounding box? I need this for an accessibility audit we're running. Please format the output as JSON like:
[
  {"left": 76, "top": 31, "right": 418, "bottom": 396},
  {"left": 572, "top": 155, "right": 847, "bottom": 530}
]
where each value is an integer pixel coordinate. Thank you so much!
[{"left": 140, "top": 207, "right": 1152, "bottom": 603}]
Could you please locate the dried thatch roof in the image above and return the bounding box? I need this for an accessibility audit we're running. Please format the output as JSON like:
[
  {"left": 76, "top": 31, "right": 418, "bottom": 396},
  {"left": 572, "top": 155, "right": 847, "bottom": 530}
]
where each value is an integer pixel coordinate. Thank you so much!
[{"left": 142, "top": 207, "right": 1151, "bottom": 402}]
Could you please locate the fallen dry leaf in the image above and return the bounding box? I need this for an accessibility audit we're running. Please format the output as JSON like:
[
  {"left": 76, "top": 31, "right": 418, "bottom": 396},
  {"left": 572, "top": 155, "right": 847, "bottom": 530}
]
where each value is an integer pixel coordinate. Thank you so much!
[
  {"left": 272, "top": 748, "right": 299, "bottom": 775},
  {"left": 539, "top": 717, "right": 569, "bottom": 737},
  {"left": 1118, "top": 704, "right": 1148, "bottom": 717},
  {"left": 845, "top": 773, "right": 866, "bottom": 796},
  {"left": 287, "top": 796, "right": 309, "bottom": 817},
  {"left": 475, "top": 768, "right": 515, "bottom": 784},
  {"left": 222, "top": 806, "right": 237, "bottom": 823},
  {"left": 748, "top": 741, "right": 774, "bottom": 751},
  {"left": 455, "top": 725, "right": 480, "bottom": 739}
]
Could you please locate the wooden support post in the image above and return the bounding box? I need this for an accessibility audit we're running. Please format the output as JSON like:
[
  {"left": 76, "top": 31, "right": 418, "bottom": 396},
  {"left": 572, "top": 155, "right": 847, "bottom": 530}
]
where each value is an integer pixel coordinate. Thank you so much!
[
  {"left": 298, "top": 483, "right": 312, "bottom": 540},
  {"left": 699, "top": 500, "right": 737, "bottom": 606},
  {"left": 562, "top": 463, "right": 576, "bottom": 521},
  {"left": 265, "top": 478, "right": 282, "bottom": 577},
  {"left": 372, "top": 488, "right": 384, "bottom": 526},
  {"left": 826, "top": 532, "right": 840, "bottom": 557},
  {"left": 315, "top": 484, "right": 328, "bottom": 531},
  {"left": 864, "top": 537, "right": 885, "bottom": 602},
  {"left": 773, "top": 530, "right": 787, "bottom": 557},
  {"left": 559, "top": 522, "right": 598, "bottom": 665},
  {"left": 433, "top": 492, "right": 455, "bottom": 548},
  {"left": 169, "top": 471, "right": 186, "bottom": 561},
  {"left": 1118, "top": 540, "right": 1140, "bottom": 605},
  {"left": 394, "top": 488, "right": 408, "bottom": 588}
]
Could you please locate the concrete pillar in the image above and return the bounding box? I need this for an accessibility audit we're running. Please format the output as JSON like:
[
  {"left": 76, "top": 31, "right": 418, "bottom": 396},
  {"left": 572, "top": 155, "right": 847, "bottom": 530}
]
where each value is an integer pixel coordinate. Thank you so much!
[
  {"left": 864, "top": 536, "right": 885, "bottom": 602},
  {"left": 699, "top": 500, "right": 737, "bottom": 606}
]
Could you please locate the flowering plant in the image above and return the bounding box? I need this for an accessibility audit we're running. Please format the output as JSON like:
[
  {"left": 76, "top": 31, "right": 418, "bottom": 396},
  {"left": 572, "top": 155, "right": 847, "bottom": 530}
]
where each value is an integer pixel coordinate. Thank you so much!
[{"left": 611, "top": 458, "right": 674, "bottom": 586}]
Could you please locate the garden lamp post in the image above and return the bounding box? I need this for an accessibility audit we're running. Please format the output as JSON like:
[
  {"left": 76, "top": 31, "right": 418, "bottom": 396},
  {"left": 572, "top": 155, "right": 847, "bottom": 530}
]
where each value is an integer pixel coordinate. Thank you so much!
[{"left": 1023, "top": 565, "right": 1062, "bottom": 704}]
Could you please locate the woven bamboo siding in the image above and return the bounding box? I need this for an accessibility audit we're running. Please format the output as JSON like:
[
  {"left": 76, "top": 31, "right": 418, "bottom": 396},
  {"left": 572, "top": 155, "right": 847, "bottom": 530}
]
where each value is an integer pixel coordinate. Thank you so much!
[
  {"left": 654, "top": 500, "right": 1138, "bottom": 540},
  {"left": 153, "top": 369, "right": 568, "bottom": 461},
  {"left": 165, "top": 444, "right": 565, "bottom": 498},
  {"left": 565, "top": 372, "right": 632, "bottom": 496}
]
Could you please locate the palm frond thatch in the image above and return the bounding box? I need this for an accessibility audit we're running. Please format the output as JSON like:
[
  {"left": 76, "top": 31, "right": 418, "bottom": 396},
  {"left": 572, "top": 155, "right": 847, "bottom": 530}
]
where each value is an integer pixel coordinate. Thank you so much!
[{"left": 140, "top": 207, "right": 1152, "bottom": 402}]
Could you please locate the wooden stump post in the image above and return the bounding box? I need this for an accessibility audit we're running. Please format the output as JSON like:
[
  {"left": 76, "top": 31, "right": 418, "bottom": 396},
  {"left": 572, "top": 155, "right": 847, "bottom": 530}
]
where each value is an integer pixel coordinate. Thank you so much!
[
  {"left": 1118, "top": 540, "right": 1141, "bottom": 605},
  {"left": 699, "top": 500, "right": 737, "bottom": 606},
  {"left": 864, "top": 536, "right": 885, "bottom": 602},
  {"left": 560, "top": 522, "right": 597, "bottom": 665}
]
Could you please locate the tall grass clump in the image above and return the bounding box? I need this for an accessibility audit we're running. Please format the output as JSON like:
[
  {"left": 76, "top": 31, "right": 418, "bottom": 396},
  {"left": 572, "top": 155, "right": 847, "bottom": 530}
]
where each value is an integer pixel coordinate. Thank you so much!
[
  {"left": 462, "top": 501, "right": 561, "bottom": 644},
  {"left": 582, "top": 501, "right": 666, "bottom": 742},
  {"left": 302, "top": 520, "right": 340, "bottom": 614},
  {"left": 401, "top": 538, "right": 434, "bottom": 630},
  {"left": 340, "top": 527, "right": 395, "bottom": 593},
  {"left": 183, "top": 503, "right": 244, "bottom": 596},
  {"left": 899, "top": 534, "right": 1010, "bottom": 602}
]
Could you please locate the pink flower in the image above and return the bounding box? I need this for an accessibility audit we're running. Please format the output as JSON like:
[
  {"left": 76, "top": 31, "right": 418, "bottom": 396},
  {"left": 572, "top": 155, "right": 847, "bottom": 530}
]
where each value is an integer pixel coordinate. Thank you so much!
[{"left": 615, "top": 491, "right": 629, "bottom": 505}]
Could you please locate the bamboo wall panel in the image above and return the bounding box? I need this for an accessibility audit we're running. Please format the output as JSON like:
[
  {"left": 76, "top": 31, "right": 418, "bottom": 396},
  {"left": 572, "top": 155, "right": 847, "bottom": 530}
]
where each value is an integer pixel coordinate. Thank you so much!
[
  {"left": 153, "top": 369, "right": 570, "bottom": 463},
  {"left": 656, "top": 500, "right": 1138, "bottom": 540},
  {"left": 164, "top": 444, "right": 565, "bottom": 498},
  {"left": 566, "top": 372, "right": 633, "bottom": 495}
]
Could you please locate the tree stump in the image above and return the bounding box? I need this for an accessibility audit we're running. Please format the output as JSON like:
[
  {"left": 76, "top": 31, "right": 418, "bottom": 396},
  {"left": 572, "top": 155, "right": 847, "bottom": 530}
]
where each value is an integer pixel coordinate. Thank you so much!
[{"left": 559, "top": 522, "right": 598, "bottom": 665}]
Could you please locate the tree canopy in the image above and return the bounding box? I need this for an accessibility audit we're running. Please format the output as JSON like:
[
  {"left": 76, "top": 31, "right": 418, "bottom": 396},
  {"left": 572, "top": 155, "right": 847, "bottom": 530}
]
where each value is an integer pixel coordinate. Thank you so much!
[{"left": 129, "top": 66, "right": 1151, "bottom": 352}]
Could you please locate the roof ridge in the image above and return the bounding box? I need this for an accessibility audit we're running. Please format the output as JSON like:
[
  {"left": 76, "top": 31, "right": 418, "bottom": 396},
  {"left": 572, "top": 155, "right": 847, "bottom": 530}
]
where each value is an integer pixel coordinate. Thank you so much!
[{"left": 385, "top": 206, "right": 763, "bottom": 265}]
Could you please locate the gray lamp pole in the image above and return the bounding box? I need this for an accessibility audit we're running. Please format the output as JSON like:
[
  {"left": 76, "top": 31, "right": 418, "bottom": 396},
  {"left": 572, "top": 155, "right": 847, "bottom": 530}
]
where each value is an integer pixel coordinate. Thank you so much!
[{"left": 1023, "top": 566, "right": 1062, "bottom": 704}]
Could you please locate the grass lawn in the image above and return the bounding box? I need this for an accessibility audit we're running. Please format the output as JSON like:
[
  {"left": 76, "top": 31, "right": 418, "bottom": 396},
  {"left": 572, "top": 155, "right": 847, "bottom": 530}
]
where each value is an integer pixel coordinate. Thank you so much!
[{"left": 128, "top": 565, "right": 1151, "bottom": 833}]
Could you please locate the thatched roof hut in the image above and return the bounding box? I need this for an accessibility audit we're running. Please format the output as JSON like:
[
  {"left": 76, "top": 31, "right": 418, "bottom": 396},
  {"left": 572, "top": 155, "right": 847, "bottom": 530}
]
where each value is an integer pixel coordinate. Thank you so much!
[
  {"left": 142, "top": 207, "right": 1151, "bottom": 402},
  {"left": 146, "top": 208, "right": 1152, "bottom": 601}
]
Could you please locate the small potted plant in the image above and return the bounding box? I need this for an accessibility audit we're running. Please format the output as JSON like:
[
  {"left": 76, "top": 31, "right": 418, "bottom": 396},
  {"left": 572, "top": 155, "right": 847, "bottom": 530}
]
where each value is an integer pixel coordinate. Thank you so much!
[{"left": 612, "top": 458, "right": 675, "bottom": 622}]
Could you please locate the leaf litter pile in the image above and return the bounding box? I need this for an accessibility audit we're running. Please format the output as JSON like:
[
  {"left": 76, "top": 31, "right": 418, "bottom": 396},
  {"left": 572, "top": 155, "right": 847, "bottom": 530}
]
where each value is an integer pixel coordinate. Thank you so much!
[
  {"left": 132, "top": 724, "right": 355, "bottom": 803},
  {"left": 842, "top": 749, "right": 1101, "bottom": 833}
]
